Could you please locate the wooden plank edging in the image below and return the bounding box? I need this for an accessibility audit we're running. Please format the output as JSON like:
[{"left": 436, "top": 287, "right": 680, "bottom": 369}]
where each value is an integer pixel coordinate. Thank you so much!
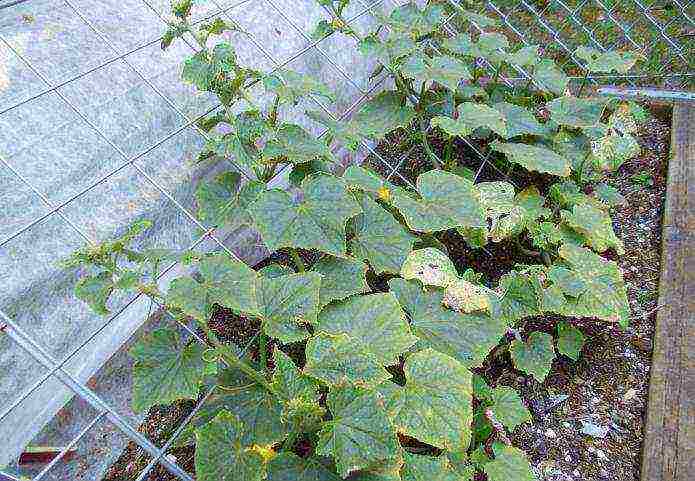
[{"left": 640, "top": 103, "right": 695, "bottom": 481}]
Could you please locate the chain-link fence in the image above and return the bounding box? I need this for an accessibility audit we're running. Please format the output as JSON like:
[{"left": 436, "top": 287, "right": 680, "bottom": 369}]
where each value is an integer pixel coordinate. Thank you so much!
[{"left": 0, "top": 0, "right": 691, "bottom": 480}]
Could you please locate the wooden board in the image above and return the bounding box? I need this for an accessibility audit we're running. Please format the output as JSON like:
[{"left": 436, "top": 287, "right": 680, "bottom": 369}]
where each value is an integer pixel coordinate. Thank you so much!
[{"left": 641, "top": 103, "right": 695, "bottom": 481}]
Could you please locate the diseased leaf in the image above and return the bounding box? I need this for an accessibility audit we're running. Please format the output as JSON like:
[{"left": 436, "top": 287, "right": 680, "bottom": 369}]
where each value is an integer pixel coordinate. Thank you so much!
[
  {"left": 402, "top": 453, "right": 463, "bottom": 481},
  {"left": 432, "top": 102, "right": 507, "bottom": 138},
  {"left": 317, "top": 293, "right": 417, "bottom": 365},
  {"left": 561, "top": 202, "right": 625, "bottom": 254},
  {"left": 304, "top": 333, "right": 391, "bottom": 388},
  {"left": 401, "top": 247, "right": 458, "bottom": 288},
  {"left": 314, "top": 256, "right": 369, "bottom": 307},
  {"left": 494, "top": 102, "right": 549, "bottom": 138},
  {"left": 249, "top": 174, "right": 361, "bottom": 257},
  {"left": 263, "top": 124, "right": 335, "bottom": 165},
  {"left": 532, "top": 59, "right": 569, "bottom": 95},
  {"left": 490, "top": 206, "right": 526, "bottom": 242},
  {"left": 390, "top": 278, "right": 506, "bottom": 367},
  {"left": 557, "top": 321, "right": 584, "bottom": 361},
  {"left": 490, "top": 387, "right": 531, "bottom": 430},
  {"left": 515, "top": 186, "right": 551, "bottom": 224},
  {"left": 392, "top": 170, "right": 485, "bottom": 232},
  {"left": 317, "top": 389, "right": 399, "bottom": 478},
  {"left": 264, "top": 69, "right": 334, "bottom": 105},
  {"left": 483, "top": 445, "right": 536, "bottom": 481},
  {"left": 491, "top": 140, "right": 571, "bottom": 177},
  {"left": 350, "top": 192, "right": 417, "bottom": 275},
  {"left": 591, "top": 134, "right": 640, "bottom": 172},
  {"left": 272, "top": 348, "right": 319, "bottom": 403},
  {"left": 130, "top": 329, "right": 205, "bottom": 413},
  {"left": 351, "top": 458, "right": 403, "bottom": 481},
  {"left": 575, "top": 46, "right": 639, "bottom": 73},
  {"left": 266, "top": 453, "right": 339, "bottom": 481},
  {"left": 258, "top": 272, "right": 322, "bottom": 343},
  {"left": 195, "top": 411, "right": 265, "bottom": 481},
  {"left": 547, "top": 97, "right": 607, "bottom": 128},
  {"left": 443, "top": 278, "right": 494, "bottom": 313},
  {"left": 442, "top": 33, "right": 478, "bottom": 57},
  {"left": 477, "top": 181, "right": 515, "bottom": 218},
  {"left": 379, "top": 349, "right": 473, "bottom": 451},
  {"left": 511, "top": 332, "right": 555, "bottom": 382}
]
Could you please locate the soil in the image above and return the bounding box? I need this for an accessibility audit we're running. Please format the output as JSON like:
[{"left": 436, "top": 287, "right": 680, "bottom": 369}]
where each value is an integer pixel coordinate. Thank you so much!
[{"left": 102, "top": 106, "right": 671, "bottom": 481}]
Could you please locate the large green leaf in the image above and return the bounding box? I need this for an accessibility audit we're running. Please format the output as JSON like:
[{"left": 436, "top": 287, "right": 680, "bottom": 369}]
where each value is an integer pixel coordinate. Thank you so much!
[
  {"left": 511, "top": 332, "right": 555, "bottom": 383},
  {"left": 352, "top": 91, "right": 416, "bottom": 141},
  {"left": 359, "top": 34, "right": 418, "bottom": 67},
  {"left": 343, "top": 166, "right": 397, "bottom": 197},
  {"left": 306, "top": 110, "right": 365, "bottom": 152},
  {"left": 494, "top": 102, "right": 549, "bottom": 138},
  {"left": 257, "top": 272, "right": 322, "bottom": 342},
  {"left": 548, "top": 243, "right": 630, "bottom": 326},
  {"left": 379, "top": 349, "right": 473, "bottom": 451},
  {"left": 380, "top": 3, "right": 445, "bottom": 38},
  {"left": 317, "top": 389, "right": 399, "bottom": 478},
  {"left": 490, "top": 140, "right": 571, "bottom": 177},
  {"left": 263, "top": 124, "right": 335, "bottom": 164},
  {"left": 483, "top": 445, "right": 536, "bottom": 481},
  {"left": 313, "top": 256, "right": 369, "bottom": 307},
  {"left": 557, "top": 321, "right": 584, "bottom": 361},
  {"left": 75, "top": 272, "right": 113, "bottom": 315},
  {"left": 532, "top": 59, "right": 569, "bottom": 95},
  {"left": 490, "top": 386, "right": 531, "bottom": 430},
  {"left": 401, "top": 54, "right": 472, "bottom": 91},
  {"left": 249, "top": 174, "right": 361, "bottom": 257},
  {"left": 432, "top": 102, "right": 507, "bottom": 138},
  {"left": 561, "top": 202, "right": 624, "bottom": 254},
  {"left": 318, "top": 293, "right": 417, "bottom": 365},
  {"left": 350, "top": 459, "right": 403, "bottom": 481},
  {"left": 304, "top": 333, "right": 391, "bottom": 388},
  {"left": 400, "top": 247, "right": 458, "bottom": 288},
  {"left": 575, "top": 46, "right": 639, "bottom": 73},
  {"left": 272, "top": 348, "right": 320, "bottom": 403},
  {"left": 496, "top": 268, "right": 544, "bottom": 322},
  {"left": 506, "top": 45, "right": 540, "bottom": 67},
  {"left": 402, "top": 453, "right": 465, "bottom": 481},
  {"left": 266, "top": 454, "right": 340, "bottom": 481},
  {"left": 196, "top": 172, "right": 264, "bottom": 229},
  {"left": 350, "top": 192, "right": 417, "bottom": 275},
  {"left": 195, "top": 411, "right": 265, "bottom": 481},
  {"left": 392, "top": 170, "right": 485, "bottom": 232},
  {"left": 389, "top": 279, "right": 506, "bottom": 367},
  {"left": 547, "top": 97, "right": 607, "bottom": 128},
  {"left": 130, "top": 329, "right": 205, "bottom": 413},
  {"left": 263, "top": 69, "right": 334, "bottom": 105}
]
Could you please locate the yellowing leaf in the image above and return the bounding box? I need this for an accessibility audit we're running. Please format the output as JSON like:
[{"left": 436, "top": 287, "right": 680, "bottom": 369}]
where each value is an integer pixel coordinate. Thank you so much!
[
  {"left": 401, "top": 248, "right": 459, "bottom": 288},
  {"left": 491, "top": 140, "right": 571, "bottom": 177},
  {"left": 442, "top": 278, "right": 493, "bottom": 313}
]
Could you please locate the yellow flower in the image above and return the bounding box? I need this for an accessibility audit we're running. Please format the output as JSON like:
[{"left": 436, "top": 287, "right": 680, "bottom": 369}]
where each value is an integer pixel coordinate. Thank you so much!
[
  {"left": 377, "top": 185, "right": 391, "bottom": 202},
  {"left": 248, "top": 444, "right": 277, "bottom": 463}
]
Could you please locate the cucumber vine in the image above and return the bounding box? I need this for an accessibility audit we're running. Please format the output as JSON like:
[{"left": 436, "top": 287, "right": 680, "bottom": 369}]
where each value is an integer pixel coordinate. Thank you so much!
[{"left": 68, "top": 1, "right": 644, "bottom": 479}]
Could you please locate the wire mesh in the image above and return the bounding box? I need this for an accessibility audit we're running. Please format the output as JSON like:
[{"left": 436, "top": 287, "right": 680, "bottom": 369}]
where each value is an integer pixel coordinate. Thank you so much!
[{"left": 0, "top": 0, "right": 692, "bottom": 479}]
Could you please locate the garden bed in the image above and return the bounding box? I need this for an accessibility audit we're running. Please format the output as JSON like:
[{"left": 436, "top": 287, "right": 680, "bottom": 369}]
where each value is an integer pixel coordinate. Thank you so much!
[{"left": 99, "top": 104, "right": 672, "bottom": 481}]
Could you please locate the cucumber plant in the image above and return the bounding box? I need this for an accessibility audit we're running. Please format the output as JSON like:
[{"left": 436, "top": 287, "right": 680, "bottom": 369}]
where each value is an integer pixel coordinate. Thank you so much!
[{"left": 67, "top": 1, "right": 645, "bottom": 479}]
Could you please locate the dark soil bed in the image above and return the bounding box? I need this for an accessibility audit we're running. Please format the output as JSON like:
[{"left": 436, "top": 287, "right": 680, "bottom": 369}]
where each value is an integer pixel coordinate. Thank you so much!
[{"left": 103, "top": 106, "right": 671, "bottom": 481}]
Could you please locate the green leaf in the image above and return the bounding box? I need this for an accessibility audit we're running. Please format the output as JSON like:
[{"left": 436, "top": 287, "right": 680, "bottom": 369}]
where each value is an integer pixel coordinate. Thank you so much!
[
  {"left": 352, "top": 91, "right": 417, "bottom": 141},
  {"left": 196, "top": 172, "right": 264, "bottom": 229},
  {"left": 249, "top": 174, "right": 362, "bottom": 257},
  {"left": 317, "top": 389, "right": 399, "bottom": 477},
  {"left": 547, "top": 97, "right": 607, "bottom": 128},
  {"left": 506, "top": 45, "right": 540, "bottom": 67},
  {"left": 392, "top": 170, "right": 485, "bottom": 232},
  {"left": 402, "top": 453, "right": 463, "bottom": 481},
  {"left": 401, "top": 247, "right": 458, "bottom": 288},
  {"left": 263, "top": 69, "right": 334, "bottom": 105},
  {"left": 182, "top": 51, "right": 215, "bottom": 90},
  {"left": 593, "top": 183, "right": 626, "bottom": 207},
  {"left": 442, "top": 33, "right": 478, "bottom": 57},
  {"left": 317, "top": 293, "right": 418, "bottom": 365},
  {"left": 490, "top": 140, "right": 571, "bottom": 177},
  {"left": 389, "top": 278, "right": 506, "bottom": 367},
  {"left": 550, "top": 243, "right": 630, "bottom": 326},
  {"left": 258, "top": 272, "right": 322, "bottom": 343},
  {"left": 380, "top": 349, "right": 473, "bottom": 451},
  {"left": 350, "top": 192, "right": 416, "bottom": 275},
  {"left": 515, "top": 186, "right": 551, "bottom": 224},
  {"left": 511, "top": 332, "right": 555, "bottom": 382},
  {"left": 343, "top": 166, "right": 397, "bottom": 197},
  {"left": 380, "top": 3, "right": 445, "bottom": 38},
  {"left": 483, "top": 445, "right": 536, "bottom": 481},
  {"left": 167, "top": 276, "right": 210, "bottom": 320},
  {"left": 313, "top": 256, "right": 369, "bottom": 307},
  {"left": 75, "top": 272, "right": 114, "bottom": 315},
  {"left": 494, "top": 102, "right": 549, "bottom": 138},
  {"left": 266, "top": 453, "right": 340, "bottom": 481},
  {"left": 497, "top": 268, "right": 543, "bottom": 322},
  {"left": 224, "top": 110, "right": 270, "bottom": 168},
  {"left": 575, "top": 46, "right": 639, "bottom": 73},
  {"left": 263, "top": 124, "right": 335, "bottom": 164},
  {"left": 359, "top": 34, "right": 418, "bottom": 68},
  {"left": 532, "top": 59, "right": 569, "bottom": 95},
  {"left": 490, "top": 386, "right": 531, "bottom": 430},
  {"left": 272, "top": 349, "right": 324, "bottom": 432},
  {"left": 557, "top": 321, "right": 584, "bottom": 361},
  {"left": 432, "top": 102, "right": 507, "bottom": 138},
  {"left": 195, "top": 411, "right": 265, "bottom": 481},
  {"left": 561, "top": 202, "right": 625, "bottom": 254},
  {"left": 130, "top": 329, "right": 205, "bottom": 413},
  {"left": 199, "top": 253, "right": 260, "bottom": 314},
  {"left": 351, "top": 459, "right": 403, "bottom": 481},
  {"left": 306, "top": 110, "right": 365, "bottom": 152},
  {"left": 304, "top": 333, "right": 391, "bottom": 388},
  {"left": 401, "top": 54, "right": 472, "bottom": 92}
]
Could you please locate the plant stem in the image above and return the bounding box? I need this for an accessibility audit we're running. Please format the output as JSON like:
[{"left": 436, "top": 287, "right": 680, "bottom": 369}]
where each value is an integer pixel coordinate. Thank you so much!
[
  {"left": 259, "top": 333, "right": 269, "bottom": 372},
  {"left": 290, "top": 248, "right": 306, "bottom": 272},
  {"left": 577, "top": 68, "right": 590, "bottom": 97},
  {"left": 269, "top": 94, "right": 280, "bottom": 126}
]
